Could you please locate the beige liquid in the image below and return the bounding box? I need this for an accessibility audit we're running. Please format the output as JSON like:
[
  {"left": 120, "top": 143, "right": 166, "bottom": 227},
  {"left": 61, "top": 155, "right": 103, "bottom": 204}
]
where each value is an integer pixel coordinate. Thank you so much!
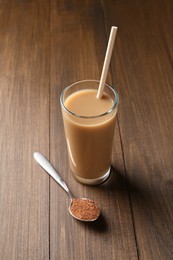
[{"left": 62, "top": 89, "right": 117, "bottom": 182}]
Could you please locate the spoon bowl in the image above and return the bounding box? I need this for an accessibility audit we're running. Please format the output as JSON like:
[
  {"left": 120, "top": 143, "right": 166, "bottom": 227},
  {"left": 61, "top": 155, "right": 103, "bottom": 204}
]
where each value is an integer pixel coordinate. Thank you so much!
[
  {"left": 69, "top": 197, "right": 100, "bottom": 222},
  {"left": 34, "top": 152, "right": 100, "bottom": 222}
]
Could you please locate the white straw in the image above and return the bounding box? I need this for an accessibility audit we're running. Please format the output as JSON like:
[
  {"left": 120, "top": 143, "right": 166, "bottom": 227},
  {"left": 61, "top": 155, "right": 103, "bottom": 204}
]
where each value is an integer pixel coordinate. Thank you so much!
[{"left": 97, "top": 26, "right": 118, "bottom": 99}]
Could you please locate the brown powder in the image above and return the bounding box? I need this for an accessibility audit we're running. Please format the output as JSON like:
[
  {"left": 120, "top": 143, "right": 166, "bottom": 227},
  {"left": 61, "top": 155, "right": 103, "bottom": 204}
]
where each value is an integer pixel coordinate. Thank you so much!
[{"left": 70, "top": 198, "right": 100, "bottom": 221}]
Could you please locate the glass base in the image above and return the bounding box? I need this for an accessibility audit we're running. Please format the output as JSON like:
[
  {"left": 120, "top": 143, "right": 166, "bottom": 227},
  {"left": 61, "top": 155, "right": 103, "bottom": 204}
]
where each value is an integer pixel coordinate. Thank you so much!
[{"left": 72, "top": 167, "right": 111, "bottom": 185}]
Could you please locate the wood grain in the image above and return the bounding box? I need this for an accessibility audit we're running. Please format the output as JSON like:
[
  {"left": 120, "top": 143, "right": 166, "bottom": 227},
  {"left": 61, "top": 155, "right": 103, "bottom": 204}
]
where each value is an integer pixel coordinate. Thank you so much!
[
  {"left": 103, "top": 0, "right": 173, "bottom": 259},
  {"left": 0, "top": 1, "right": 50, "bottom": 259},
  {"left": 50, "top": 0, "right": 137, "bottom": 259}
]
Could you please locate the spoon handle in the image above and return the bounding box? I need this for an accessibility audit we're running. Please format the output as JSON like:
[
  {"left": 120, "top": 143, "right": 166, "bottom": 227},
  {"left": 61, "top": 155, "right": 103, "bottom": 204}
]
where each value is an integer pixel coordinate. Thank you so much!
[{"left": 34, "top": 152, "right": 73, "bottom": 199}]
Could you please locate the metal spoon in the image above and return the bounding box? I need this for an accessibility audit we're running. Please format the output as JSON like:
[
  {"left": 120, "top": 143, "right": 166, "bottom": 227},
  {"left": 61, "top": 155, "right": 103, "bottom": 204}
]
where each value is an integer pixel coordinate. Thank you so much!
[{"left": 33, "top": 152, "right": 100, "bottom": 222}]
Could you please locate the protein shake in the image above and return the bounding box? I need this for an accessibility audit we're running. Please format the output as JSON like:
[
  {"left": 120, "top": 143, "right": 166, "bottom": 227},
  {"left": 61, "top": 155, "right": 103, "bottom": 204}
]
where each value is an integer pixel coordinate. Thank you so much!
[{"left": 60, "top": 80, "right": 118, "bottom": 185}]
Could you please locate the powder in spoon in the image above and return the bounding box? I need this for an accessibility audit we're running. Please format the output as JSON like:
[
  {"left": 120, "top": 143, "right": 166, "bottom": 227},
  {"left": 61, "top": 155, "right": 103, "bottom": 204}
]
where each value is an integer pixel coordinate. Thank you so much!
[{"left": 70, "top": 198, "right": 100, "bottom": 221}]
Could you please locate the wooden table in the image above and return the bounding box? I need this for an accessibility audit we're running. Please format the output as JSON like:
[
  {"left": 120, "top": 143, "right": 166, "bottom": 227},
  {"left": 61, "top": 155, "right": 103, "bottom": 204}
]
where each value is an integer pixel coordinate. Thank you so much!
[{"left": 0, "top": 0, "right": 173, "bottom": 259}]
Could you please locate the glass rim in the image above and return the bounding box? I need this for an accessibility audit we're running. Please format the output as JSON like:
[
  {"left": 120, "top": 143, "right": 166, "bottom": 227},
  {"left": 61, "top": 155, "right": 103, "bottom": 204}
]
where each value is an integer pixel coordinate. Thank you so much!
[{"left": 60, "top": 79, "right": 119, "bottom": 119}]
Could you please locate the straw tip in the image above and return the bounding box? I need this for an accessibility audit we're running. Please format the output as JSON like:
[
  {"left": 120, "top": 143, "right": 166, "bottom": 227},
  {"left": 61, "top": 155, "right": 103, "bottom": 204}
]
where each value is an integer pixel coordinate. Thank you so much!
[{"left": 112, "top": 26, "right": 118, "bottom": 31}]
